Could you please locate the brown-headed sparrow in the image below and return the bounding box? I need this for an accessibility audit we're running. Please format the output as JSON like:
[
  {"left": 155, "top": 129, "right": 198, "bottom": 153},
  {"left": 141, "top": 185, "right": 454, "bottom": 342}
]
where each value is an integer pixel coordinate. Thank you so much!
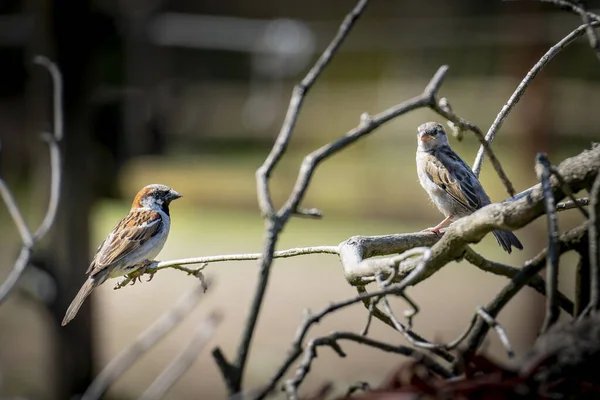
[
  {"left": 61, "top": 184, "right": 182, "bottom": 326},
  {"left": 415, "top": 122, "right": 523, "bottom": 254}
]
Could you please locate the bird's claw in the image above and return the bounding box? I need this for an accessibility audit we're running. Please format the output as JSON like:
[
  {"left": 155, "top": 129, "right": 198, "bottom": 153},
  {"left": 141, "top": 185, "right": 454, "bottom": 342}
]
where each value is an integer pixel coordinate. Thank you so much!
[
  {"left": 421, "top": 227, "right": 443, "bottom": 236},
  {"left": 145, "top": 272, "right": 156, "bottom": 282}
]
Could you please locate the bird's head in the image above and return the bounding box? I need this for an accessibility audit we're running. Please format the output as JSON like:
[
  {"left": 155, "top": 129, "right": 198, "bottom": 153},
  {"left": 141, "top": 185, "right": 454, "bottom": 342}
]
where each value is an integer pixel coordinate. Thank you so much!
[
  {"left": 417, "top": 122, "right": 449, "bottom": 151},
  {"left": 132, "top": 184, "right": 182, "bottom": 215}
]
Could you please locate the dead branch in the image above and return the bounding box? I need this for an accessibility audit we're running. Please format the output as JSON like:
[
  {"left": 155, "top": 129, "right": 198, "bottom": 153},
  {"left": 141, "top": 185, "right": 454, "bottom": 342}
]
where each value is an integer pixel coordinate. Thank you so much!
[
  {"left": 463, "top": 247, "right": 573, "bottom": 314},
  {"left": 138, "top": 311, "right": 223, "bottom": 400},
  {"left": 342, "top": 145, "right": 599, "bottom": 292},
  {"left": 463, "top": 224, "right": 589, "bottom": 358},
  {"left": 472, "top": 19, "right": 600, "bottom": 176},
  {"left": 81, "top": 280, "right": 211, "bottom": 400},
  {"left": 0, "top": 56, "right": 63, "bottom": 304},
  {"left": 214, "top": 2, "right": 372, "bottom": 393},
  {"left": 283, "top": 331, "right": 453, "bottom": 400},
  {"left": 536, "top": 153, "right": 561, "bottom": 333}
]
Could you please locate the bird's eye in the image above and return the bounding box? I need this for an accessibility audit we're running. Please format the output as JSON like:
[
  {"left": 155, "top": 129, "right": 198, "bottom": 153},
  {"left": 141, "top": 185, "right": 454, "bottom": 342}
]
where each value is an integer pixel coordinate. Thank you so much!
[{"left": 431, "top": 130, "right": 438, "bottom": 136}]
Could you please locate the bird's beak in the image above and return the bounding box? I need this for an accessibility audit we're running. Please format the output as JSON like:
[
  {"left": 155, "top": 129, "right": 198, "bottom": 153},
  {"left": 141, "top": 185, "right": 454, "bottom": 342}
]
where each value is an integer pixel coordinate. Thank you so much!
[
  {"left": 169, "top": 190, "right": 182, "bottom": 200},
  {"left": 420, "top": 134, "right": 433, "bottom": 142}
]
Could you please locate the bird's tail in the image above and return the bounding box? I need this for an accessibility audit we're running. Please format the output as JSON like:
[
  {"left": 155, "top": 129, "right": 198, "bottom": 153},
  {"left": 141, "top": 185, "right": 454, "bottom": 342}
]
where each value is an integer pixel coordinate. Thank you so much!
[
  {"left": 62, "top": 278, "right": 96, "bottom": 326},
  {"left": 492, "top": 229, "right": 524, "bottom": 254}
]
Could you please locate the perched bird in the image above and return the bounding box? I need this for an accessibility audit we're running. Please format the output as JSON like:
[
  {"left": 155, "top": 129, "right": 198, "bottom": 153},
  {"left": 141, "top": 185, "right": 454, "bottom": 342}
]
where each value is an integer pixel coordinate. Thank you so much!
[
  {"left": 61, "top": 184, "right": 182, "bottom": 326},
  {"left": 415, "top": 122, "right": 523, "bottom": 254}
]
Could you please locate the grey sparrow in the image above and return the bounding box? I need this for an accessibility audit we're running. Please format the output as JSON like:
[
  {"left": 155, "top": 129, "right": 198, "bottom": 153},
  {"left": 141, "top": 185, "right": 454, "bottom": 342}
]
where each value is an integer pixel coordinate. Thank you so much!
[{"left": 415, "top": 122, "right": 523, "bottom": 254}]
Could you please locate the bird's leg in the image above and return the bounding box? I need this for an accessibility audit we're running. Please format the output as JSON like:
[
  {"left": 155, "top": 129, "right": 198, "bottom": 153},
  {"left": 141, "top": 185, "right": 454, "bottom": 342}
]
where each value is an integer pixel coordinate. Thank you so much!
[
  {"left": 138, "top": 259, "right": 157, "bottom": 282},
  {"left": 422, "top": 216, "right": 453, "bottom": 236}
]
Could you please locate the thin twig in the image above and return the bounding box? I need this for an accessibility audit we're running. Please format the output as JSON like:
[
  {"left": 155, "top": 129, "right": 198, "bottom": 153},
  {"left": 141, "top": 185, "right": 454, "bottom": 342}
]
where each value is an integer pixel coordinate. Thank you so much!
[
  {"left": 472, "top": 20, "right": 600, "bottom": 176},
  {"left": 355, "top": 286, "right": 454, "bottom": 362},
  {"left": 535, "top": 0, "right": 600, "bottom": 61},
  {"left": 550, "top": 166, "right": 590, "bottom": 218},
  {"left": 431, "top": 99, "right": 515, "bottom": 197},
  {"left": 282, "top": 331, "right": 453, "bottom": 399},
  {"left": 0, "top": 57, "right": 64, "bottom": 304},
  {"left": 153, "top": 246, "right": 340, "bottom": 270},
  {"left": 462, "top": 224, "right": 588, "bottom": 360},
  {"left": 254, "top": 251, "right": 451, "bottom": 400},
  {"left": 463, "top": 247, "right": 573, "bottom": 315},
  {"left": 536, "top": 154, "right": 561, "bottom": 333},
  {"left": 0, "top": 175, "right": 32, "bottom": 246},
  {"left": 255, "top": 0, "right": 370, "bottom": 216},
  {"left": 475, "top": 307, "right": 514, "bottom": 359},
  {"left": 277, "top": 66, "right": 449, "bottom": 220},
  {"left": 556, "top": 197, "right": 589, "bottom": 213},
  {"left": 82, "top": 281, "right": 211, "bottom": 400},
  {"left": 33, "top": 55, "right": 64, "bottom": 239},
  {"left": 138, "top": 311, "right": 223, "bottom": 400},
  {"left": 110, "top": 246, "right": 340, "bottom": 288}
]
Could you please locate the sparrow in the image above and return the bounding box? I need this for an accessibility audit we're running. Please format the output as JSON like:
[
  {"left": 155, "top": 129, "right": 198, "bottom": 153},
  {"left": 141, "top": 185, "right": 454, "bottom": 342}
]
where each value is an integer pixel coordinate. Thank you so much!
[
  {"left": 415, "top": 122, "right": 523, "bottom": 254},
  {"left": 61, "top": 184, "right": 182, "bottom": 326}
]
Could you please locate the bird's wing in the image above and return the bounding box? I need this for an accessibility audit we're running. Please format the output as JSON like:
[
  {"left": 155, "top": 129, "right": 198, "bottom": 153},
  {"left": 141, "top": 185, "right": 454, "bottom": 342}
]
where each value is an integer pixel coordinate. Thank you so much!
[
  {"left": 424, "top": 146, "right": 485, "bottom": 213},
  {"left": 86, "top": 210, "right": 163, "bottom": 276}
]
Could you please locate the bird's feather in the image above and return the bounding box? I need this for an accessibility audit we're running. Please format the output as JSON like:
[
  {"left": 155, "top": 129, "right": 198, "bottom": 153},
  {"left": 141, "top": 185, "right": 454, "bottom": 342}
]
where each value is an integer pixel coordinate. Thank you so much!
[
  {"left": 424, "top": 146, "right": 486, "bottom": 213},
  {"left": 86, "top": 210, "right": 163, "bottom": 276}
]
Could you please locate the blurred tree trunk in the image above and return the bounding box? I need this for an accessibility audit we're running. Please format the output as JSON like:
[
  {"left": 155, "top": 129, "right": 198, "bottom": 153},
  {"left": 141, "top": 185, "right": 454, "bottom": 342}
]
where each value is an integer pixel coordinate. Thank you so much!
[{"left": 45, "top": 0, "right": 96, "bottom": 397}]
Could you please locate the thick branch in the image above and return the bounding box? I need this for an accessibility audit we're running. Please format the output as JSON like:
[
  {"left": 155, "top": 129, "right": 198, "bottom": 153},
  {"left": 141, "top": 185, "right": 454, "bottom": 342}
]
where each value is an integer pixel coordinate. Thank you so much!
[{"left": 367, "top": 145, "right": 599, "bottom": 289}]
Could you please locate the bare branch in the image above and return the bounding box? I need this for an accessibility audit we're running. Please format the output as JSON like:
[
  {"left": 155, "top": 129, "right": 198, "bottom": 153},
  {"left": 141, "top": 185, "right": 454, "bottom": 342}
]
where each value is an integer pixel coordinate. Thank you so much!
[
  {"left": 220, "top": 2, "right": 372, "bottom": 393},
  {"left": 532, "top": 0, "right": 600, "bottom": 60},
  {"left": 463, "top": 224, "right": 588, "bottom": 358},
  {"left": 355, "top": 145, "right": 599, "bottom": 292},
  {"left": 431, "top": 99, "right": 515, "bottom": 197},
  {"left": 252, "top": 251, "right": 458, "bottom": 400},
  {"left": 475, "top": 306, "right": 514, "bottom": 359},
  {"left": 82, "top": 281, "right": 211, "bottom": 400},
  {"left": 139, "top": 311, "right": 223, "bottom": 400},
  {"left": 0, "top": 57, "right": 64, "bottom": 304},
  {"left": 256, "top": 0, "right": 369, "bottom": 216},
  {"left": 536, "top": 153, "right": 561, "bottom": 333},
  {"left": 277, "top": 65, "right": 449, "bottom": 219},
  {"left": 0, "top": 175, "right": 33, "bottom": 246},
  {"left": 463, "top": 247, "right": 573, "bottom": 315},
  {"left": 153, "top": 245, "right": 339, "bottom": 270},
  {"left": 283, "top": 331, "right": 453, "bottom": 399},
  {"left": 556, "top": 198, "right": 589, "bottom": 212},
  {"left": 550, "top": 166, "right": 590, "bottom": 218},
  {"left": 473, "top": 20, "right": 600, "bottom": 176},
  {"left": 336, "top": 145, "right": 598, "bottom": 291}
]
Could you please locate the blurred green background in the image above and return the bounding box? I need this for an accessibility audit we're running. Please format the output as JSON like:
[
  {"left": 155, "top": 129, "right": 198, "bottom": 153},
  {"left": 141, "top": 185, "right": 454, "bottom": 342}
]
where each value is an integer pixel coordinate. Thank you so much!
[{"left": 0, "top": 0, "right": 597, "bottom": 399}]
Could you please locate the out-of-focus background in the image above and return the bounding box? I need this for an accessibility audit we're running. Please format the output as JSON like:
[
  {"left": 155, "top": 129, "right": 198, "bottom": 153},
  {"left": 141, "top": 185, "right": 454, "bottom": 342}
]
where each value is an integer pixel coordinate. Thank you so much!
[{"left": 0, "top": 0, "right": 597, "bottom": 399}]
